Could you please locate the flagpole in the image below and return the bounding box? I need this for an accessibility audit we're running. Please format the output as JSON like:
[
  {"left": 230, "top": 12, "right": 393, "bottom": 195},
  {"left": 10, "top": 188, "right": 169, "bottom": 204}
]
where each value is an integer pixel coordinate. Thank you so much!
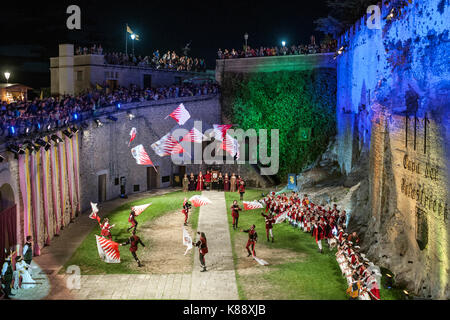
[{"left": 125, "top": 24, "right": 128, "bottom": 55}]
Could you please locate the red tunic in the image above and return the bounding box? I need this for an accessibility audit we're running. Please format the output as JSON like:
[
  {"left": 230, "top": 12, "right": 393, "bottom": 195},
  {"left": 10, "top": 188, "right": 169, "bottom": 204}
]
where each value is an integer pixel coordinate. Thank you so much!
[
  {"left": 198, "top": 236, "right": 208, "bottom": 255},
  {"left": 238, "top": 184, "right": 245, "bottom": 193}
]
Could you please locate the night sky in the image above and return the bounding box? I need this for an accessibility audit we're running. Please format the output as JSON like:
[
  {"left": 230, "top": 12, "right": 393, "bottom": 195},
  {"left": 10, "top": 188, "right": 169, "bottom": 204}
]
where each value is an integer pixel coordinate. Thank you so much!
[{"left": 0, "top": 0, "right": 329, "bottom": 89}]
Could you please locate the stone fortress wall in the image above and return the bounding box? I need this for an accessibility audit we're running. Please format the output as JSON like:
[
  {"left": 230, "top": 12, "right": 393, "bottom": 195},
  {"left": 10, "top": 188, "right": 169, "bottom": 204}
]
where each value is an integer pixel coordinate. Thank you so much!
[{"left": 335, "top": 0, "right": 449, "bottom": 299}]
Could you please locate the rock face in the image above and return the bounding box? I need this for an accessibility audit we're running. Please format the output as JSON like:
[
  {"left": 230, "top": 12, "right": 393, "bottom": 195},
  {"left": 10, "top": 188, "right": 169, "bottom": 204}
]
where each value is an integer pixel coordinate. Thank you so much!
[{"left": 336, "top": 0, "right": 450, "bottom": 299}]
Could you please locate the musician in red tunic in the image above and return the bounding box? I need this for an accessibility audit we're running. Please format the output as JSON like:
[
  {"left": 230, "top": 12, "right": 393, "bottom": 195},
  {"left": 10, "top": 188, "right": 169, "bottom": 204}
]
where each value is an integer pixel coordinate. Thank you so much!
[
  {"left": 261, "top": 212, "right": 275, "bottom": 242},
  {"left": 127, "top": 209, "right": 138, "bottom": 233},
  {"left": 230, "top": 200, "right": 242, "bottom": 230},
  {"left": 193, "top": 232, "right": 208, "bottom": 272},
  {"left": 120, "top": 230, "right": 145, "bottom": 267},
  {"left": 312, "top": 221, "right": 325, "bottom": 253},
  {"left": 242, "top": 225, "right": 258, "bottom": 257},
  {"left": 204, "top": 171, "right": 212, "bottom": 191},
  {"left": 100, "top": 218, "right": 115, "bottom": 240},
  {"left": 196, "top": 171, "right": 204, "bottom": 191}
]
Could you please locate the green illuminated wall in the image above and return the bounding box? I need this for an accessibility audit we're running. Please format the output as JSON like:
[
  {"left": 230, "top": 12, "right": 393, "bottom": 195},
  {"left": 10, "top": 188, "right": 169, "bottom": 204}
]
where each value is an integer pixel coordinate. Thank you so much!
[{"left": 221, "top": 68, "right": 337, "bottom": 178}]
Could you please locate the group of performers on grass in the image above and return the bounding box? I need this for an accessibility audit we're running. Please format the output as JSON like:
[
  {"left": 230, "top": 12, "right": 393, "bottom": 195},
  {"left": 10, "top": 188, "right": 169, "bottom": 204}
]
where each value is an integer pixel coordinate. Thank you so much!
[
  {"left": 183, "top": 171, "right": 246, "bottom": 194},
  {"left": 252, "top": 191, "right": 382, "bottom": 300},
  {"left": 90, "top": 180, "right": 381, "bottom": 300},
  {"left": 1, "top": 236, "right": 37, "bottom": 299}
]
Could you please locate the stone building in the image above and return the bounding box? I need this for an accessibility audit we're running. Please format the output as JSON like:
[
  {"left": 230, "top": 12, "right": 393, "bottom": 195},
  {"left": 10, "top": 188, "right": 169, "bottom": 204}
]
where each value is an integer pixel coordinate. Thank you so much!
[{"left": 50, "top": 44, "right": 205, "bottom": 96}]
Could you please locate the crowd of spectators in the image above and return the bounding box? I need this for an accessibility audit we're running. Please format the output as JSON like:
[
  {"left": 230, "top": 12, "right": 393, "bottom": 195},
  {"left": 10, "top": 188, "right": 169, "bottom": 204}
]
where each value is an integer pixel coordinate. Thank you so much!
[
  {"left": 75, "top": 44, "right": 208, "bottom": 72},
  {"left": 264, "top": 191, "right": 382, "bottom": 300},
  {"left": 217, "top": 36, "right": 337, "bottom": 59},
  {"left": 0, "top": 82, "right": 219, "bottom": 139}
]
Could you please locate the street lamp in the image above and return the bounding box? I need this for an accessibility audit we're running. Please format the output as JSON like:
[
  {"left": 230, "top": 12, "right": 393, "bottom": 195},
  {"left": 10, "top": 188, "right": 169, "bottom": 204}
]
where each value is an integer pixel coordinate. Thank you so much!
[
  {"left": 4, "top": 72, "right": 10, "bottom": 84},
  {"left": 244, "top": 32, "right": 249, "bottom": 49},
  {"left": 130, "top": 34, "right": 136, "bottom": 55}
]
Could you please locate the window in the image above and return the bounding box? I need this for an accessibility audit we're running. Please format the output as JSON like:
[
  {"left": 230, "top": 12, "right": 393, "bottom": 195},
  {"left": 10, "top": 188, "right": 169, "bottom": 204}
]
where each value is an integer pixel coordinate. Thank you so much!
[
  {"left": 162, "top": 176, "right": 170, "bottom": 183},
  {"left": 76, "top": 71, "right": 83, "bottom": 81},
  {"left": 133, "top": 185, "right": 140, "bottom": 192}
]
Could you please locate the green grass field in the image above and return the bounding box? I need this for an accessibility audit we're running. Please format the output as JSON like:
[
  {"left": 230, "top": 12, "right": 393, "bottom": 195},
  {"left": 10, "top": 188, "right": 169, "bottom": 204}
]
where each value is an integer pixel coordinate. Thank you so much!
[
  {"left": 63, "top": 190, "right": 200, "bottom": 275},
  {"left": 225, "top": 189, "right": 402, "bottom": 300}
]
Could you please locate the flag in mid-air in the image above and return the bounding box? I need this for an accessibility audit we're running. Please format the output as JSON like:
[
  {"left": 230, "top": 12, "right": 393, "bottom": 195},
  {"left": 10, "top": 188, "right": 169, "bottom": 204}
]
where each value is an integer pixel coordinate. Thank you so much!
[
  {"left": 151, "top": 133, "right": 185, "bottom": 157},
  {"left": 182, "top": 227, "right": 193, "bottom": 256},
  {"left": 89, "top": 202, "right": 101, "bottom": 223},
  {"left": 131, "top": 145, "right": 157, "bottom": 172},
  {"left": 128, "top": 128, "right": 137, "bottom": 146},
  {"left": 131, "top": 203, "right": 152, "bottom": 217},
  {"left": 181, "top": 128, "right": 205, "bottom": 143},
  {"left": 213, "top": 124, "right": 233, "bottom": 141},
  {"left": 168, "top": 103, "right": 191, "bottom": 125},
  {"left": 243, "top": 201, "right": 264, "bottom": 210},
  {"left": 96, "top": 235, "right": 120, "bottom": 264},
  {"left": 189, "top": 195, "right": 212, "bottom": 207},
  {"left": 275, "top": 211, "right": 287, "bottom": 224}
]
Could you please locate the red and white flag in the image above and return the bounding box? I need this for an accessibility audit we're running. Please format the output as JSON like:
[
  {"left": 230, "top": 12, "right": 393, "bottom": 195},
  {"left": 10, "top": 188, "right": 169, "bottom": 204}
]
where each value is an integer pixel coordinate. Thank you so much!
[
  {"left": 131, "top": 203, "right": 152, "bottom": 217},
  {"left": 243, "top": 201, "right": 264, "bottom": 211},
  {"left": 151, "top": 133, "right": 185, "bottom": 157},
  {"left": 96, "top": 235, "right": 120, "bottom": 264},
  {"left": 275, "top": 211, "right": 288, "bottom": 224},
  {"left": 181, "top": 128, "right": 205, "bottom": 143},
  {"left": 189, "top": 195, "right": 212, "bottom": 207},
  {"left": 213, "top": 124, "right": 233, "bottom": 141},
  {"left": 221, "top": 133, "right": 240, "bottom": 159},
  {"left": 131, "top": 145, "right": 157, "bottom": 172},
  {"left": 182, "top": 227, "right": 193, "bottom": 256},
  {"left": 89, "top": 202, "right": 101, "bottom": 223},
  {"left": 128, "top": 128, "right": 137, "bottom": 146},
  {"left": 167, "top": 103, "right": 191, "bottom": 125}
]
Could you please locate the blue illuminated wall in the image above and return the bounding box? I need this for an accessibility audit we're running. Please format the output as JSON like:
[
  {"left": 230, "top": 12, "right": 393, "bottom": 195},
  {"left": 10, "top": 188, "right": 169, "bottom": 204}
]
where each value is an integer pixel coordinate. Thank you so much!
[{"left": 336, "top": 0, "right": 450, "bottom": 299}]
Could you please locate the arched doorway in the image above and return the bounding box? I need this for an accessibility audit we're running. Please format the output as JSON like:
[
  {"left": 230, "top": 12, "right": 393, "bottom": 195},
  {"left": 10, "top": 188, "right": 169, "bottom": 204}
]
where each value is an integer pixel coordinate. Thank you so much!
[{"left": 0, "top": 183, "right": 17, "bottom": 265}]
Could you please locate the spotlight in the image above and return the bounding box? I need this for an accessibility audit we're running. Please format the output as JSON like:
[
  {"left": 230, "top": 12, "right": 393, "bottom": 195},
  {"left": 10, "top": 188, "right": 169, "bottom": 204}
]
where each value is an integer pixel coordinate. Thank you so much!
[
  {"left": 36, "top": 139, "right": 51, "bottom": 151},
  {"left": 7, "top": 145, "right": 25, "bottom": 158},
  {"left": 47, "top": 124, "right": 51, "bottom": 131},
  {"left": 23, "top": 140, "right": 36, "bottom": 152},
  {"left": 127, "top": 112, "right": 135, "bottom": 120},
  {"left": 333, "top": 45, "right": 347, "bottom": 60},
  {"left": 117, "top": 103, "right": 121, "bottom": 109},
  {"left": 73, "top": 113, "right": 80, "bottom": 121},
  {"left": 63, "top": 130, "right": 73, "bottom": 138},
  {"left": 385, "top": 8, "right": 396, "bottom": 21},
  {"left": 9, "top": 126, "right": 16, "bottom": 135},
  {"left": 51, "top": 135, "right": 63, "bottom": 144},
  {"left": 94, "top": 119, "right": 103, "bottom": 127},
  {"left": 107, "top": 115, "right": 118, "bottom": 122},
  {"left": 0, "top": 154, "right": 5, "bottom": 163}
]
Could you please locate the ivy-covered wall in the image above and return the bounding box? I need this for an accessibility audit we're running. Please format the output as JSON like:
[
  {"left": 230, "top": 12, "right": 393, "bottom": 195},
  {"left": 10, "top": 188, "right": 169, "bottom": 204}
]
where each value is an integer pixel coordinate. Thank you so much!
[{"left": 221, "top": 68, "right": 337, "bottom": 178}]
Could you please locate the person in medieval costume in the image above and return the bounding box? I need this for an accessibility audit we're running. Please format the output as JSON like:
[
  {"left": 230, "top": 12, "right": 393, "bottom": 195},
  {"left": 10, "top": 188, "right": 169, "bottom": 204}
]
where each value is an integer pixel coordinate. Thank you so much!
[
  {"left": 127, "top": 208, "right": 139, "bottom": 233},
  {"left": 312, "top": 221, "right": 325, "bottom": 253},
  {"left": 261, "top": 212, "right": 275, "bottom": 242},
  {"left": 23, "top": 236, "right": 33, "bottom": 267},
  {"left": 230, "top": 173, "right": 236, "bottom": 192},
  {"left": 189, "top": 173, "right": 196, "bottom": 191},
  {"left": 242, "top": 225, "right": 258, "bottom": 257},
  {"left": 204, "top": 170, "right": 212, "bottom": 191},
  {"left": 236, "top": 175, "right": 242, "bottom": 192},
  {"left": 121, "top": 230, "right": 145, "bottom": 267},
  {"left": 14, "top": 256, "right": 35, "bottom": 290},
  {"left": 196, "top": 171, "right": 204, "bottom": 191},
  {"left": 100, "top": 218, "right": 115, "bottom": 240},
  {"left": 1, "top": 250, "right": 15, "bottom": 299},
  {"left": 218, "top": 172, "right": 224, "bottom": 191},
  {"left": 224, "top": 173, "right": 230, "bottom": 192},
  {"left": 230, "top": 200, "right": 242, "bottom": 230},
  {"left": 193, "top": 231, "right": 208, "bottom": 272},
  {"left": 182, "top": 174, "right": 189, "bottom": 193},
  {"left": 182, "top": 198, "right": 192, "bottom": 226},
  {"left": 238, "top": 179, "right": 245, "bottom": 201}
]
